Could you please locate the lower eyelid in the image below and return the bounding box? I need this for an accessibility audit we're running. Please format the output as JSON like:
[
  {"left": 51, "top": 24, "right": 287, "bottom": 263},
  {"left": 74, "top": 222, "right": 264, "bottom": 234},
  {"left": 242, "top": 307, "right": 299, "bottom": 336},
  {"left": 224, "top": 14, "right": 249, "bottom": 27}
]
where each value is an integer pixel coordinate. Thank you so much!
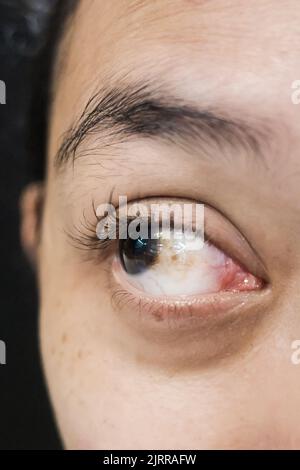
[
  {"left": 108, "top": 257, "right": 272, "bottom": 368},
  {"left": 110, "top": 256, "right": 269, "bottom": 324}
]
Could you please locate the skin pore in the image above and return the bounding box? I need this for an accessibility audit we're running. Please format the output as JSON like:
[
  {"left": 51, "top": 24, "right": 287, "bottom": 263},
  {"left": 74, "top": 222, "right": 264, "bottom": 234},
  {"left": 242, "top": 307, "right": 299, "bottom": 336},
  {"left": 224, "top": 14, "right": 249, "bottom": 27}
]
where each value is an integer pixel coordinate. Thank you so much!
[{"left": 21, "top": 0, "right": 300, "bottom": 449}]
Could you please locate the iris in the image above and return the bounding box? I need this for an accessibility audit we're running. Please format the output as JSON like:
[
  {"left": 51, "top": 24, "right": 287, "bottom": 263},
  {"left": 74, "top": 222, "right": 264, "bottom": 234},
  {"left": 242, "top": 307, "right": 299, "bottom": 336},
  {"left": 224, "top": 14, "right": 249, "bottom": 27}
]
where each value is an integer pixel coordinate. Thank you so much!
[{"left": 120, "top": 236, "right": 160, "bottom": 275}]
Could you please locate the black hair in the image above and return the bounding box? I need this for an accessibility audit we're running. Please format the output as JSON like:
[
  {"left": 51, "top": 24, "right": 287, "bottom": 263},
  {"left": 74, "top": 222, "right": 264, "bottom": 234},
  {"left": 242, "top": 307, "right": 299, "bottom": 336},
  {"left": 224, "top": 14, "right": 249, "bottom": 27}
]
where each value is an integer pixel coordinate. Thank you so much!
[{"left": 28, "top": 0, "right": 79, "bottom": 181}]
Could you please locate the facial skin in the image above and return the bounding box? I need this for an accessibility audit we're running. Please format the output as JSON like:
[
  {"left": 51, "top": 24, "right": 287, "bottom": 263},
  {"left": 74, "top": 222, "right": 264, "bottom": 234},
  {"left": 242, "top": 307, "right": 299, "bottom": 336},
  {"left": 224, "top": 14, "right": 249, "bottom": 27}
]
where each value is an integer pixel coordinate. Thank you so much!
[{"left": 21, "top": 0, "right": 300, "bottom": 449}]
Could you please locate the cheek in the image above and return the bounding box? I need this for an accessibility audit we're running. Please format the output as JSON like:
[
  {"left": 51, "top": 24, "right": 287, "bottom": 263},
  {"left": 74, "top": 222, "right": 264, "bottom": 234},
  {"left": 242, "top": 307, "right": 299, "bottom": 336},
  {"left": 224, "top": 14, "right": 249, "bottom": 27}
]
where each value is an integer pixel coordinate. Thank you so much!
[
  {"left": 39, "top": 300, "right": 102, "bottom": 449},
  {"left": 38, "top": 259, "right": 109, "bottom": 448},
  {"left": 39, "top": 299, "right": 150, "bottom": 450},
  {"left": 38, "top": 258, "right": 300, "bottom": 450}
]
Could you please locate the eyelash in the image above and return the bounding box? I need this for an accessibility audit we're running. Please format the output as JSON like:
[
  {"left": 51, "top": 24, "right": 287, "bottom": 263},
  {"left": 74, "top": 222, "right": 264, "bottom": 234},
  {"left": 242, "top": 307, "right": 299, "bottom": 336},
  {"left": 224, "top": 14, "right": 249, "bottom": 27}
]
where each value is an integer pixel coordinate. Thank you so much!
[
  {"left": 66, "top": 202, "right": 227, "bottom": 270},
  {"left": 66, "top": 203, "right": 116, "bottom": 259},
  {"left": 66, "top": 202, "right": 233, "bottom": 267},
  {"left": 67, "top": 201, "right": 205, "bottom": 262}
]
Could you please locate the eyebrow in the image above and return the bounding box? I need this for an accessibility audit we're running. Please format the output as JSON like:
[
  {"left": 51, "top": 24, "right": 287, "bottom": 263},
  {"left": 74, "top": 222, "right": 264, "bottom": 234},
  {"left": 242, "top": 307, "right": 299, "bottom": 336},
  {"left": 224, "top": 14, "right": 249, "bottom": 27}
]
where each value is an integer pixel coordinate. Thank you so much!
[{"left": 54, "top": 83, "right": 269, "bottom": 169}]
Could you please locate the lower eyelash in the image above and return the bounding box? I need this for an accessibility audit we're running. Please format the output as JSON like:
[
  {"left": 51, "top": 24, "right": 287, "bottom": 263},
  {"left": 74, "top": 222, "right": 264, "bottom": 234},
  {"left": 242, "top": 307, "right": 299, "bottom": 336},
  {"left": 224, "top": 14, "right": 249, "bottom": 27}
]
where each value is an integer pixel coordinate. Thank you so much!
[
  {"left": 109, "top": 282, "right": 261, "bottom": 329},
  {"left": 109, "top": 253, "right": 269, "bottom": 327},
  {"left": 108, "top": 260, "right": 196, "bottom": 323},
  {"left": 111, "top": 286, "right": 196, "bottom": 324}
]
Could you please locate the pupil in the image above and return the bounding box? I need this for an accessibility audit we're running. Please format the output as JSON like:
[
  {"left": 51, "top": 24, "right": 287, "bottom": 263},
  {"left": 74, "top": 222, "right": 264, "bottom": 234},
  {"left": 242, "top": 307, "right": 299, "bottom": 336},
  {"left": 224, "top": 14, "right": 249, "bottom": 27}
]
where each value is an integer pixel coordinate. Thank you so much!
[{"left": 120, "top": 237, "right": 159, "bottom": 275}]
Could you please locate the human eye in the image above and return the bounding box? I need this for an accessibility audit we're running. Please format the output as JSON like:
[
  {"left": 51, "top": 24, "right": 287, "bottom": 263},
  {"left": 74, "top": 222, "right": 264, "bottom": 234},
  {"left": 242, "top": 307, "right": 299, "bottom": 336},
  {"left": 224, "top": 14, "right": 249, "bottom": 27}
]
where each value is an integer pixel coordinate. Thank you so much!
[
  {"left": 118, "top": 219, "right": 261, "bottom": 297},
  {"left": 69, "top": 196, "right": 268, "bottom": 323}
]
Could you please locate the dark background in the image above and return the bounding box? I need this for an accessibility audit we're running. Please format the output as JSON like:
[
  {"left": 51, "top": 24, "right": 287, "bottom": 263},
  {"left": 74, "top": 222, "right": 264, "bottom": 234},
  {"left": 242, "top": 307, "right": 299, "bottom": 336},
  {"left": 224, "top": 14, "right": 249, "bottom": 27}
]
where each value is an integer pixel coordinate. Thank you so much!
[{"left": 0, "top": 0, "right": 61, "bottom": 450}]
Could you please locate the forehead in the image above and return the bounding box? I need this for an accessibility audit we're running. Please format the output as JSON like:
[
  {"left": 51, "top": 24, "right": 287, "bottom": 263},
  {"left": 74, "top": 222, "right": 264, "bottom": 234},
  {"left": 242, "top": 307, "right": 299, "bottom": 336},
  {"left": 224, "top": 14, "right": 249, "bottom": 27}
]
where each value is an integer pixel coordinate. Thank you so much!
[
  {"left": 59, "top": 0, "right": 300, "bottom": 75},
  {"left": 53, "top": 0, "right": 300, "bottom": 105}
]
